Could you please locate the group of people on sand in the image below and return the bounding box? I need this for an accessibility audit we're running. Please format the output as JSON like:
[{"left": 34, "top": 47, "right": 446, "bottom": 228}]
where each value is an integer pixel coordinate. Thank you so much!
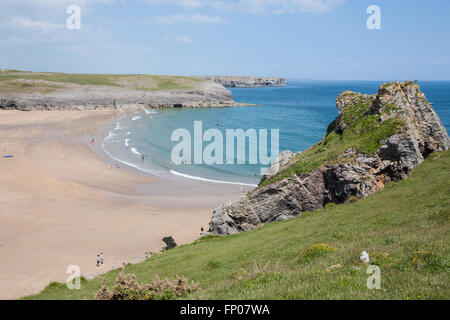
[
  {"left": 90, "top": 137, "right": 123, "bottom": 170},
  {"left": 96, "top": 252, "right": 104, "bottom": 268}
]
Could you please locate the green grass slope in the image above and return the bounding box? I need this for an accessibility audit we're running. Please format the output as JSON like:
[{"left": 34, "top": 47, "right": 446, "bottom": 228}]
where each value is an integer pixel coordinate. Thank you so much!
[
  {"left": 27, "top": 151, "right": 449, "bottom": 300},
  {"left": 0, "top": 69, "right": 204, "bottom": 93}
]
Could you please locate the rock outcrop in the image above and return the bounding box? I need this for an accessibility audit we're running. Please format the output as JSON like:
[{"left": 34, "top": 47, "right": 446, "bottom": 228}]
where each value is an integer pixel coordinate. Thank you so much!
[
  {"left": 202, "top": 76, "right": 286, "bottom": 88},
  {"left": 260, "top": 150, "right": 294, "bottom": 183},
  {"left": 0, "top": 78, "right": 239, "bottom": 111},
  {"left": 209, "top": 81, "right": 450, "bottom": 235},
  {"left": 162, "top": 236, "right": 177, "bottom": 250}
]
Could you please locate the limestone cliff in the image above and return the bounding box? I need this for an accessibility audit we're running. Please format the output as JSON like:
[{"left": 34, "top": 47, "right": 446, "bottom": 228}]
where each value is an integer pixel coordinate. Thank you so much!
[
  {"left": 202, "top": 76, "right": 286, "bottom": 88},
  {"left": 0, "top": 71, "right": 239, "bottom": 110},
  {"left": 209, "top": 81, "right": 450, "bottom": 235}
]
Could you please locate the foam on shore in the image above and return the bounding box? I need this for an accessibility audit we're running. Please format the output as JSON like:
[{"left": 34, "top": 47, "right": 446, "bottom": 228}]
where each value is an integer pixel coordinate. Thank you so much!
[
  {"left": 170, "top": 170, "right": 257, "bottom": 187},
  {"left": 101, "top": 110, "right": 260, "bottom": 187}
]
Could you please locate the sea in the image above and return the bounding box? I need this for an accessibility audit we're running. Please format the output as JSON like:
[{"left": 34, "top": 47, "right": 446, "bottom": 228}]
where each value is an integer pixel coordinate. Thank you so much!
[{"left": 101, "top": 81, "right": 450, "bottom": 186}]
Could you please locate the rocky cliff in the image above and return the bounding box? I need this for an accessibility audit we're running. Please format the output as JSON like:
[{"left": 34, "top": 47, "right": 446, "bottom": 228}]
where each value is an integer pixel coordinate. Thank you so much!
[
  {"left": 0, "top": 71, "right": 239, "bottom": 110},
  {"left": 209, "top": 81, "right": 450, "bottom": 235},
  {"left": 202, "top": 76, "right": 286, "bottom": 88}
]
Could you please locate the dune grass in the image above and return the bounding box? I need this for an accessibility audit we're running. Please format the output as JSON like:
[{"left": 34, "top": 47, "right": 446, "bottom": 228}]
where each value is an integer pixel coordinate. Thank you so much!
[{"left": 25, "top": 150, "right": 449, "bottom": 300}]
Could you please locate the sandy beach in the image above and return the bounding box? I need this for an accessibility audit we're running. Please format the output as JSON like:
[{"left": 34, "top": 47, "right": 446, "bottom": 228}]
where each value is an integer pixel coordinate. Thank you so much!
[{"left": 0, "top": 110, "right": 244, "bottom": 299}]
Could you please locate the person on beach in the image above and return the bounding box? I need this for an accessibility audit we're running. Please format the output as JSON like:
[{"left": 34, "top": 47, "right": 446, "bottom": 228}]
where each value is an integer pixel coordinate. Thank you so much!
[
  {"left": 101, "top": 252, "right": 104, "bottom": 265},
  {"left": 96, "top": 254, "right": 100, "bottom": 268}
]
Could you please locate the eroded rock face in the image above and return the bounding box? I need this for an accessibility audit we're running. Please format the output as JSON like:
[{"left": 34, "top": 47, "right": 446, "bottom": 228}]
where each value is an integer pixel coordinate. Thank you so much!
[
  {"left": 208, "top": 81, "right": 450, "bottom": 235},
  {"left": 0, "top": 80, "right": 237, "bottom": 110},
  {"left": 260, "top": 150, "right": 294, "bottom": 183}
]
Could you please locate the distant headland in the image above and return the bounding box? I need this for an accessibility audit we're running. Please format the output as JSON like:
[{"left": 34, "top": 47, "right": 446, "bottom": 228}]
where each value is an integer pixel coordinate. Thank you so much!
[
  {"left": 201, "top": 76, "right": 286, "bottom": 88},
  {"left": 0, "top": 70, "right": 264, "bottom": 111}
]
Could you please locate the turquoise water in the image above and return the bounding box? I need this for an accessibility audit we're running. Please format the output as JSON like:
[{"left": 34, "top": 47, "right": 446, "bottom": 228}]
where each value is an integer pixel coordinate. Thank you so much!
[{"left": 102, "top": 81, "right": 450, "bottom": 186}]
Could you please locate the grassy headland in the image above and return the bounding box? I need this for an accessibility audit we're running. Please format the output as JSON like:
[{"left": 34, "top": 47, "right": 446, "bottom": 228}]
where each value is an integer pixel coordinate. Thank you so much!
[
  {"left": 26, "top": 150, "right": 449, "bottom": 300},
  {"left": 260, "top": 94, "right": 404, "bottom": 187},
  {"left": 0, "top": 69, "right": 204, "bottom": 93}
]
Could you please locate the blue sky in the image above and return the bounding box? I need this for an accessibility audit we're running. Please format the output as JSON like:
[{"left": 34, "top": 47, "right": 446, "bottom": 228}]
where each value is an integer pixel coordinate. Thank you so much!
[{"left": 1, "top": 0, "right": 449, "bottom": 80}]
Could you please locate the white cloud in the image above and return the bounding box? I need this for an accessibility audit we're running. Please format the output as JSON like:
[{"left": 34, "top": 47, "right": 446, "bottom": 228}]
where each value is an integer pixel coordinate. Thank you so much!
[
  {"left": 149, "top": 14, "right": 225, "bottom": 24},
  {"left": 142, "top": 0, "right": 207, "bottom": 9},
  {"left": 1, "top": 0, "right": 115, "bottom": 6},
  {"left": 10, "top": 16, "right": 63, "bottom": 32},
  {"left": 162, "top": 34, "right": 193, "bottom": 44},
  {"left": 141, "top": 0, "right": 346, "bottom": 13},
  {"left": 176, "top": 35, "right": 192, "bottom": 44},
  {"left": 0, "top": 0, "right": 117, "bottom": 18},
  {"left": 0, "top": 0, "right": 117, "bottom": 43}
]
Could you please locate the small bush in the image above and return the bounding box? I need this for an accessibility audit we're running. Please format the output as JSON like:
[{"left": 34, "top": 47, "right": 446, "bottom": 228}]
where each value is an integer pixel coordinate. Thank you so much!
[
  {"left": 94, "top": 268, "right": 199, "bottom": 300},
  {"left": 324, "top": 203, "right": 336, "bottom": 209},
  {"left": 371, "top": 251, "right": 392, "bottom": 266},
  {"left": 412, "top": 251, "right": 429, "bottom": 267},
  {"left": 304, "top": 243, "right": 336, "bottom": 259},
  {"left": 207, "top": 260, "right": 223, "bottom": 269},
  {"left": 326, "top": 120, "right": 336, "bottom": 134},
  {"left": 46, "top": 282, "right": 66, "bottom": 290},
  {"left": 411, "top": 250, "right": 445, "bottom": 271}
]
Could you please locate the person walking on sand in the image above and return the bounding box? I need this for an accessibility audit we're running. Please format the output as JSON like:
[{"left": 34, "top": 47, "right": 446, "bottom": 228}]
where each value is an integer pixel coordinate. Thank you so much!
[
  {"left": 101, "top": 252, "right": 104, "bottom": 265},
  {"left": 96, "top": 254, "right": 100, "bottom": 268}
]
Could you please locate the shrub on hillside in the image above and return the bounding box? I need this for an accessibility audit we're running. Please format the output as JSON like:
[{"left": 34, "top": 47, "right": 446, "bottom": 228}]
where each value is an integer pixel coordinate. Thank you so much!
[
  {"left": 411, "top": 250, "right": 447, "bottom": 271},
  {"left": 94, "top": 268, "right": 199, "bottom": 300},
  {"left": 324, "top": 203, "right": 336, "bottom": 209},
  {"left": 370, "top": 251, "right": 392, "bottom": 267},
  {"left": 304, "top": 243, "right": 336, "bottom": 259},
  {"left": 346, "top": 196, "right": 359, "bottom": 203}
]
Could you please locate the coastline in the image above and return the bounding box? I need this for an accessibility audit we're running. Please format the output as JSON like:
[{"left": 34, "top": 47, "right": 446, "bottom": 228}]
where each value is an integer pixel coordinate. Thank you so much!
[
  {"left": 96, "top": 109, "right": 260, "bottom": 188},
  {"left": 0, "top": 110, "right": 247, "bottom": 299},
  {"left": 0, "top": 71, "right": 253, "bottom": 111}
]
